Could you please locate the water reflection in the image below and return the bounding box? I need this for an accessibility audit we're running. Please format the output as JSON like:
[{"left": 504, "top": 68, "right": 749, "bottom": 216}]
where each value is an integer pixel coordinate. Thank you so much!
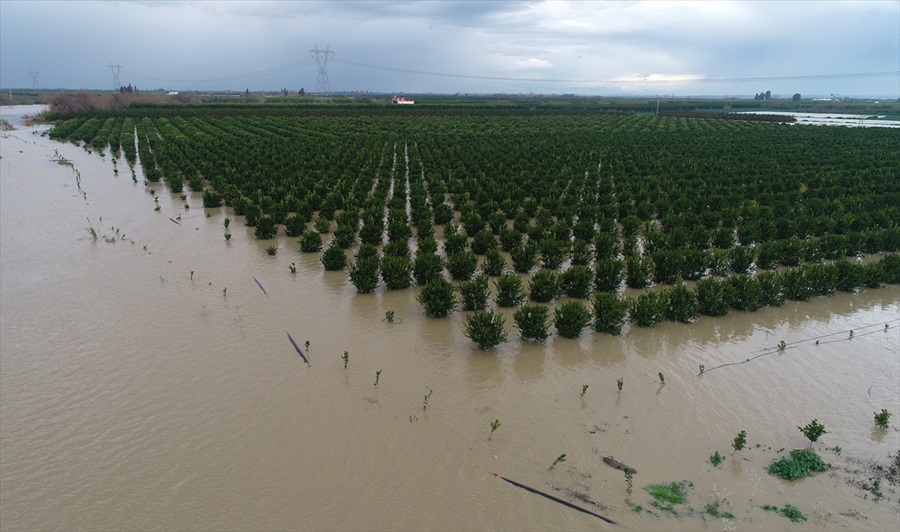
[{"left": 511, "top": 342, "right": 546, "bottom": 381}]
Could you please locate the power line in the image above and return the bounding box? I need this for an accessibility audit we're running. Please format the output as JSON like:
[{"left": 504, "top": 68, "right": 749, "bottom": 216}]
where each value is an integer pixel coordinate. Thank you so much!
[
  {"left": 333, "top": 59, "right": 900, "bottom": 85},
  {"left": 130, "top": 58, "right": 316, "bottom": 85}
]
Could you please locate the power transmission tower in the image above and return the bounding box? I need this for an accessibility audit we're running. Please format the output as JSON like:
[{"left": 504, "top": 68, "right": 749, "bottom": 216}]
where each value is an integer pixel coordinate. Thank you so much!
[
  {"left": 28, "top": 70, "right": 40, "bottom": 89},
  {"left": 308, "top": 45, "right": 334, "bottom": 103},
  {"left": 107, "top": 63, "right": 124, "bottom": 90}
]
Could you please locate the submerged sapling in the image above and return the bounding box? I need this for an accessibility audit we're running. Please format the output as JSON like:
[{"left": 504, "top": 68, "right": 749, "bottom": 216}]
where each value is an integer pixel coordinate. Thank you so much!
[
  {"left": 580, "top": 384, "right": 589, "bottom": 397},
  {"left": 625, "top": 469, "right": 634, "bottom": 494},
  {"left": 658, "top": 372, "right": 665, "bottom": 385},
  {"left": 374, "top": 369, "right": 382, "bottom": 387},
  {"left": 732, "top": 430, "right": 747, "bottom": 455},
  {"left": 423, "top": 388, "right": 432, "bottom": 410},
  {"left": 549, "top": 454, "right": 567, "bottom": 471},
  {"left": 617, "top": 377, "right": 624, "bottom": 393},
  {"left": 341, "top": 351, "right": 349, "bottom": 369},
  {"left": 489, "top": 419, "right": 500, "bottom": 439},
  {"left": 874, "top": 409, "right": 892, "bottom": 429}
]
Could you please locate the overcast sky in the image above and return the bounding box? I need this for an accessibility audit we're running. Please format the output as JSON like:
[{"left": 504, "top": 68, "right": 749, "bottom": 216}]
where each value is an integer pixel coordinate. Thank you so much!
[{"left": 1, "top": 0, "right": 898, "bottom": 98}]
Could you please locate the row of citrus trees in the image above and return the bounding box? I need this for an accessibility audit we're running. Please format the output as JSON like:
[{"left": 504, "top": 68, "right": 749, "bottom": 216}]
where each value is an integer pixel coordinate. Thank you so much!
[{"left": 48, "top": 109, "right": 900, "bottom": 337}]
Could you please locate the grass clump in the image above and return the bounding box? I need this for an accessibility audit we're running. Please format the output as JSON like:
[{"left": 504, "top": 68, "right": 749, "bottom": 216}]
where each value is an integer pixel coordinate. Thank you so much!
[
  {"left": 768, "top": 449, "right": 828, "bottom": 480},
  {"left": 764, "top": 503, "right": 807, "bottom": 523},
  {"left": 644, "top": 480, "right": 692, "bottom": 512},
  {"left": 705, "top": 505, "right": 734, "bottom": 519}
]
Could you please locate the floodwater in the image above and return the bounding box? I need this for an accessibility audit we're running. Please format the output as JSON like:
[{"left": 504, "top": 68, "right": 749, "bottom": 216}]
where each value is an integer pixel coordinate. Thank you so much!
[
  {"left": 738, "top": 110, "right": 900, "bottom": 128},
  {"left": 2, "top": 106, "right": 899, "bottom": 531}
]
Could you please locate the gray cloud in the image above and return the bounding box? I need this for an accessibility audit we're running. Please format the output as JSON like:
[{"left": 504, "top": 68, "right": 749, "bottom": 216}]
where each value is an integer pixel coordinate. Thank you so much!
[{"left": 1, "top": 0, "right": 897, "bottom": 97}]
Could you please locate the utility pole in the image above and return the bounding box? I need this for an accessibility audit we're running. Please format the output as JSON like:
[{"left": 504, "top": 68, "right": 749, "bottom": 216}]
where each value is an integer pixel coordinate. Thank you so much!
[
  {"left": 28, "top": 70, "right": 40, "bottom": 89},
  {"left": 308, "top": 45, "right": 334, "bottom": 103},
  {"left": 107, "top": 63, "right": 124, "bottom": 91}
]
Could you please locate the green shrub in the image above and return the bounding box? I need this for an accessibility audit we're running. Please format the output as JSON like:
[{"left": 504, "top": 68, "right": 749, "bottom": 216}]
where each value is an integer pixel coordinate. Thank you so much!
[
  {"left": 780, "top": 504, "right": 807, "bottom": 523},
  {"left": 529, "top": 268, "right": 560, "bottom": 302},
  {"left": 380, "top": 255, "right": 413, "bottom": 289},
  {"left": 728, "top": 274, "right": 763, "bottom": 311},
  {"left": 500, "top": 227, "right": 523, "bottom": 251},
  {"left": 314, "top": 217, "right": 331, "bottom": 234},
  {"left": 874, "top": 409, "right": 892, "bottom": 429},
  {"left": 651, "top": 250, "right": 684, "bottom": 285},
  {"left": 757, "top": 270, "right": 785, "bottom": 306},
  {"left": 540, "top": 239, "right": 570, "bottom": 270},
  {"left": 570, "top": 240, "right": 593, "bottom": 266},
  {"left": 464, "top": 309, "right": 508, "bottom": 350},
  {"left": 494, "top": 273, "right": 527, "bottom": 307},
  {"left": 482, "top": 248, "right": 506, "bottom": 276},
  {"left": 413, "top": 252, "right": 444, "bottom": 285},
  {"left": 513, "top": 303, "right": 550, "bottom": 342},
  {"left": 835, "top": 258, "right": 864, "bottom": 292},
  {"left": 805, "top": 262, "right": 838, "bottom": 296},
  {"left": 729, "top": 245, "right": 755, "bottom": 274},
  {"left": 284, "top": 214, "right": 307, "bottom": 237},
  {"left": 298, "top": 230, "right": 323, "bottom": 252},
  {"left": 696, "top": 277, "right": 734, "bottom": 316},
  {"left": 878, "top": 253, "right": 900, "bottom": 284},
  {"left": 768, "top": 449, "right": 828, "bottom": 480},
  {"left": 594, "top": 258, "right": 624, "bottom": 293},
  {"left": 560, "top": 265, "right": 593, "bottom": 299},
  {"left": 417, "top": 236, "right": 438, "bottom": 254},
  {"left": 383, "top": 239, "right": 411, "bottom": 260},
  {"left": 666, "top": 278, "right": 699, "bottom": 323},
  {"left": 593, "top": 232, "right": 621, "bottom": 260},
  {"left": 418, "top": 277, "right": 457, "bottom": 317},
  {"left": 254, "top": 215, "right": 278, "bottom": 240},
  {"left": 510, "top": 243, "right": 539, "bottom": 273},
  {"left": 359, "top": 218, "right": 384, "bottom": 246},
  {"left": 443, "top": 232, "right": 468, "bottom": 257},
  {"left": 202, "top": 189, "right": 222, "bottom": 208},
  {"left": 708, "top": 249, "right": 731, "bottom": 277},
  {"left": 680, "top": 249, "right": 708, "bottom": 281},
  {"left": 782, "top": 267, "right": 814, "bottom": 301},
  {"left": 592, "top": 292, "right": 629, "bottom": 335},
  {"left": 630, "top": 290, "right": 667, "bottom": 327},
  {"left": 625, "top": 255, "right": 653, "bottom": 289},
  {"left": 458, "top": 273, "right": 490, "bottom": 311},
  {"left": 447, "top": 251, "right": 478, "bottom": 281},
  {"left": 332, "top": 224, "right": 357, "bottom": 248},
  {"left": 347, "top": 244, "right": 381, "bottom": 293},
  {"left": 470, "top": 228, "right": 498, "bottom": 255},
  {"left": 554, "top": 300, "right": 592, "bottom": 338},
  {"left": 320, "top": 241, "right": 347, "bottom": 271},
  {"left": 862, "top": 261, "right": 883, "bottom": 288},
  {"left": 798, "top": 419, "right": 827, "bottom": 443}
]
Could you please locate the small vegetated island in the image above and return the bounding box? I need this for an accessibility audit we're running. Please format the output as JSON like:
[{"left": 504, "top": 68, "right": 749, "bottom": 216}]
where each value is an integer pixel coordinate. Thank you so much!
[{"left": 47, "top": 96, "right": 900, "bottom": 342}]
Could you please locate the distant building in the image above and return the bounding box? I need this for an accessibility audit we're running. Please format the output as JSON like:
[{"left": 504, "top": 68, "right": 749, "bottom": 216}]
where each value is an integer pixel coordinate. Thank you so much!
[{"left": 391, "top": 96, "right": 414, "bottom": 105}]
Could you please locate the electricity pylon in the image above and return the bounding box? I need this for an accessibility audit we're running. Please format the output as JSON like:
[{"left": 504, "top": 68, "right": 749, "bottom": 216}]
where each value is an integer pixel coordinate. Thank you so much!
[{"left": 308, "top": 45, "right": 334, "bottom": 103}]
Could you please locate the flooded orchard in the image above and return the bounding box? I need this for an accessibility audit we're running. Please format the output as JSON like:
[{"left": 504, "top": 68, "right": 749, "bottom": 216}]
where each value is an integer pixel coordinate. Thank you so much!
[{"left": 1, "top": 108, "right": 898, "bottom": 531}]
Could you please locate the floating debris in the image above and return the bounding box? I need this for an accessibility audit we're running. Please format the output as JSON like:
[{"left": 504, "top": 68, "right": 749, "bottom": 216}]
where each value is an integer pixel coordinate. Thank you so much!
[
  {"left": 253, "top": 276, "right": 268, "bottom": 296},
  {"left": 603, "top": 456, "right": 637, "bottom": 475}
]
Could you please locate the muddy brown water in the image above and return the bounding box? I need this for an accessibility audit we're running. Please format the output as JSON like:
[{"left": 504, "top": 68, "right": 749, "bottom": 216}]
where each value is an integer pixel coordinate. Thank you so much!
[{"left": 2, "top": 108, "right": 899, "bottom": 531}]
